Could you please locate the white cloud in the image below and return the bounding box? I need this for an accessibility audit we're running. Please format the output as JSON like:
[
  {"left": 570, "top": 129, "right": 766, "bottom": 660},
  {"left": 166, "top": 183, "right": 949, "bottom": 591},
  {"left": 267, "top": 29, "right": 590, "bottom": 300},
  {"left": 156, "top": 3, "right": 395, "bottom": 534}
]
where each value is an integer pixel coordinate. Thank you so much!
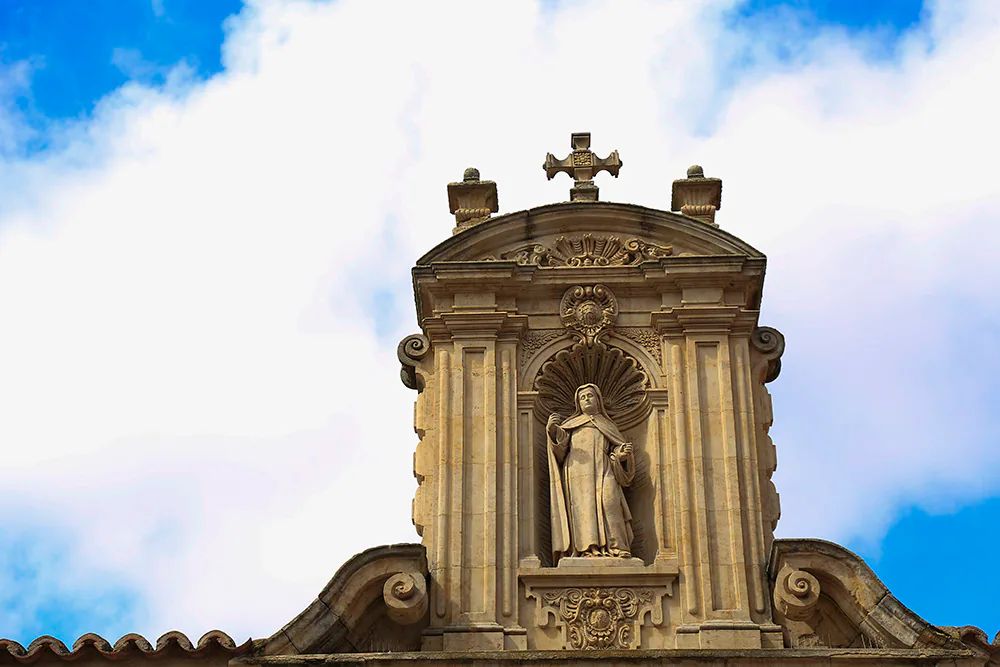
[{"left": 1, "top": 0, "right": 999, "bottom": 643}]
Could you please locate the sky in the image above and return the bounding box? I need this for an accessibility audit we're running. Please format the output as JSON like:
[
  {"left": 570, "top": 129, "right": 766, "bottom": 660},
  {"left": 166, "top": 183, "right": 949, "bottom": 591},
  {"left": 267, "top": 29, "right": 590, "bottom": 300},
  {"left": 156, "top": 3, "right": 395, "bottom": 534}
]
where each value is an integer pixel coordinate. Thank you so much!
[{"left": 1, "top": 0, "right": 999, "bottom": 648}]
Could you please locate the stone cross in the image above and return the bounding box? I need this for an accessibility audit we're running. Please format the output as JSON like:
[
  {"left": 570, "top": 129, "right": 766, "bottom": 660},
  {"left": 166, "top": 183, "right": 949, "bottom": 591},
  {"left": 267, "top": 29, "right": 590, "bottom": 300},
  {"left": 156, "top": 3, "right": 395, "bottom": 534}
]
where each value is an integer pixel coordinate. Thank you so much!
[{"left": 543, "top": 132, "right": 622, "bottom": 202}]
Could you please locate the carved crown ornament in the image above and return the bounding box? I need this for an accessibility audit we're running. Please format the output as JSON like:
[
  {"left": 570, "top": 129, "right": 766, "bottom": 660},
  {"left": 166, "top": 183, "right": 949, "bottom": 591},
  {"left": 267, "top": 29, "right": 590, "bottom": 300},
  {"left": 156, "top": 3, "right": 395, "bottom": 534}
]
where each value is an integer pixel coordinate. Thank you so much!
[{"left": 560, "top": 284, "right": 617, "bottom": 347}]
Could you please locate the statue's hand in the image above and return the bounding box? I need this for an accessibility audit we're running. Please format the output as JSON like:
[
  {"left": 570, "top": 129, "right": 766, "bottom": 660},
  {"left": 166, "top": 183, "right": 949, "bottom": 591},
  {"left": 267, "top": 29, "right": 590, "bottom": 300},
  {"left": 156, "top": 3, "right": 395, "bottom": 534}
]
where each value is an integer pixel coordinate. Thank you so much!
[
  {"left": 546, "top": 413, "right": 564, "bottom": 444},
  {"left": 616, "top": 443, "right": 633, "bottom": 461}
]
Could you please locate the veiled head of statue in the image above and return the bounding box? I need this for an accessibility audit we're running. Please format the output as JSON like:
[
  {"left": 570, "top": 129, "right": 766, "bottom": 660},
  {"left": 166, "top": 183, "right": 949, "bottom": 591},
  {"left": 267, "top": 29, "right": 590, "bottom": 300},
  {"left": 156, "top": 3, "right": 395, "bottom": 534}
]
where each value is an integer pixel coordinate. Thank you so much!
[{"left": 575, "top": 383, "right": 605, "bottom": 417}]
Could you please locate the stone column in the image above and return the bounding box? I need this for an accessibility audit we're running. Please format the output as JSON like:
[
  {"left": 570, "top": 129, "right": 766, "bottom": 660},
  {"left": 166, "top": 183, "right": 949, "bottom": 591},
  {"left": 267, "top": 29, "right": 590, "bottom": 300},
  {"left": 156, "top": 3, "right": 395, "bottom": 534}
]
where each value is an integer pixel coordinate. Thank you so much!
[
  {"left": 417, "top": 304, "right": 528, "bottom": 651},
  {"left": 652, "top": 285, "right": 782, "bottom": 649}
]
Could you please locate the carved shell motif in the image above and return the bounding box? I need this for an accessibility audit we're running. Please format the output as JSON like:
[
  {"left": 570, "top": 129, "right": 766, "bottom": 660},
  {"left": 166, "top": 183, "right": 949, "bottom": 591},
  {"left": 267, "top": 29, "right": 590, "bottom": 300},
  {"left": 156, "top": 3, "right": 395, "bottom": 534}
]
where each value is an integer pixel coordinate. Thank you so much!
[
  {"left": 498, "top": 234, "right": 672, "bottom": 267},
  {"left": 535, "top": 342, "right": 651, "bottom": 431}
]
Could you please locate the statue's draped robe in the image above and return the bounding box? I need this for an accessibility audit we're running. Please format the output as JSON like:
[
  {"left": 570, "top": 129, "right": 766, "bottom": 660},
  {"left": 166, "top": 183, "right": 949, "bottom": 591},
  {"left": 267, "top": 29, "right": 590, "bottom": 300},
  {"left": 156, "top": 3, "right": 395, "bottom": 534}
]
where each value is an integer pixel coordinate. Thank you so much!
[{"left": 548, "top": 413, "right": 635, "bottom": 559}]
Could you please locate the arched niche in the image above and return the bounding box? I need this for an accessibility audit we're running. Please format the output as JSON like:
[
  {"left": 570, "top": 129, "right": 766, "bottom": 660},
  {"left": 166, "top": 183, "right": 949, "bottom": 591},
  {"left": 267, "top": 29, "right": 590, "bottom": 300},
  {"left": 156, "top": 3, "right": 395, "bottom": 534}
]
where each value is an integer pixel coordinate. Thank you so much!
[{"left": 520, "top": 339, "right": 667, "bottom": 566}]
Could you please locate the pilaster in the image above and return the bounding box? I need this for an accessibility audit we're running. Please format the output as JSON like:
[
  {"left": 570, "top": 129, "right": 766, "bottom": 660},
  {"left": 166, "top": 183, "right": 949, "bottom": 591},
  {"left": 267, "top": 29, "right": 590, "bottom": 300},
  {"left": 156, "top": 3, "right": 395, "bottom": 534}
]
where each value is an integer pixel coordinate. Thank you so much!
[
  {"left": 419, "top": 308, "right": 528, "bottom": 651},
  {"left": 653, "top": 297, "right": 781, "bottom": 649}
]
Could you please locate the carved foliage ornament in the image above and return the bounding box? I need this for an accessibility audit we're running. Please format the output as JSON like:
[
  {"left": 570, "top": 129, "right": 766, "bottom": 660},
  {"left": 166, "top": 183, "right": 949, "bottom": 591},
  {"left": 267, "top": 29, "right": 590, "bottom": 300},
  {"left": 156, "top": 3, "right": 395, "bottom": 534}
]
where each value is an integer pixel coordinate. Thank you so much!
[
  {"left": 561, "top": 284, "right": 617, "bottom": 346},
  {"left": 542, "top": 588, "right": 653, "bottom": 650},
  {"left": 614, "top": 327, "right": 662, "bottom": 369},
  {"left": 519, "top": 329, "right": 565, "bottom": 370},
  {"left": 499, "top": 234, "right": 673, "bottom": 267}
]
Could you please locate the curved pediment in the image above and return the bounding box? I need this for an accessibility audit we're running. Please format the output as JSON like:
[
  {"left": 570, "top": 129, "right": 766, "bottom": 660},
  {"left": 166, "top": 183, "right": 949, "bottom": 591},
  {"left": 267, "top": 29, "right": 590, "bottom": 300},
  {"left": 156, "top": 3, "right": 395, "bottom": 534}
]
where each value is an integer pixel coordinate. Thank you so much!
[
  {"left": 417, "top": 202, "right": 763, "bottom": 266},
  {"left": 769, "top": 538, "right": 968, "bottom": 651}
]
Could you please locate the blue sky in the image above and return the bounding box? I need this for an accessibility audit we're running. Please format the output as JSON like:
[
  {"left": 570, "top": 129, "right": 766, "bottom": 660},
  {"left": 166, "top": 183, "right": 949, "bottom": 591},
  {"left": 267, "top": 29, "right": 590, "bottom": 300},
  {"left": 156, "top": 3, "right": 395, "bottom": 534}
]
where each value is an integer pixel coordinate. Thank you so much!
[
  {"left": 2, "top": 0, "right": 923, "bottom": 125},
  {"left": 1, "top": 0, "right": 998, "bottom": 648}
]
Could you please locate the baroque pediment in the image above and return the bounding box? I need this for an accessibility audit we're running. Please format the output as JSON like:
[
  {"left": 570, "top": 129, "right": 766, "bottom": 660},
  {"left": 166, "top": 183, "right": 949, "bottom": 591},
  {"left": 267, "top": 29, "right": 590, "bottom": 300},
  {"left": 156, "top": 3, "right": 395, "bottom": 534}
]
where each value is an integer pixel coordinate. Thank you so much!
[
  {"left": 769, "top": 539, "right": 971, "bottom": 651},
  {"left": 417, "top": 202, "right": 763, "bottom": 265}
]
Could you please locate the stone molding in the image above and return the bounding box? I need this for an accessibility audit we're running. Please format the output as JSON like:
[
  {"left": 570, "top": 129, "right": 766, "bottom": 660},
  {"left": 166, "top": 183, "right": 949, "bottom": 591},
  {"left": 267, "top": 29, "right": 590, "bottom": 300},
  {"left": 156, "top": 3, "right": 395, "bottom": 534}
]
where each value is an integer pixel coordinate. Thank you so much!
[
  {"left": 234, "top": 648, "right": 984, "bottom": 667},
  {"left": 650, "top": 305, "right": 756, "bottom": 336},
  {"left": 421, "top": 312, "right": 528, "bottom": 342},
  {"left": 416, "top": 202, "right": 764, "bottom": 266}
]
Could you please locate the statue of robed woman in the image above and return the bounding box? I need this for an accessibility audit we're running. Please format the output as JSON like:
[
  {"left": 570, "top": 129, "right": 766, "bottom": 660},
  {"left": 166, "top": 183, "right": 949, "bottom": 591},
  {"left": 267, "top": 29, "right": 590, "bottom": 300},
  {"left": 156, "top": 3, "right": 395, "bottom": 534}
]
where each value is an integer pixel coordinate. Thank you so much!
[{"left": 546, "top": 383, "right": 635, "bottom": 561}]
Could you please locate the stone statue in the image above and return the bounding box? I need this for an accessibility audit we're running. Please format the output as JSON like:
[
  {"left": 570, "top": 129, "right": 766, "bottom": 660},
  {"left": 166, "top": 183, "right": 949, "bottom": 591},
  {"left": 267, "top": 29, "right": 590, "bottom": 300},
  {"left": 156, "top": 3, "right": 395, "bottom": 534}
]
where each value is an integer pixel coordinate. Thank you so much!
[{"left": 546, "top": 383, "right": 635, "bottom": 561}]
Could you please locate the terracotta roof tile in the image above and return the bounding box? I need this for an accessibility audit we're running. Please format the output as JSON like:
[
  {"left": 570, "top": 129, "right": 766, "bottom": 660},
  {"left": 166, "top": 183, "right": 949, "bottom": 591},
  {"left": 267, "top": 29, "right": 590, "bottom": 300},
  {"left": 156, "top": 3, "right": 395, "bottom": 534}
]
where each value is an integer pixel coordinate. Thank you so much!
[{"left": 0, "top": 630, "right": 250, "bottom": 663}]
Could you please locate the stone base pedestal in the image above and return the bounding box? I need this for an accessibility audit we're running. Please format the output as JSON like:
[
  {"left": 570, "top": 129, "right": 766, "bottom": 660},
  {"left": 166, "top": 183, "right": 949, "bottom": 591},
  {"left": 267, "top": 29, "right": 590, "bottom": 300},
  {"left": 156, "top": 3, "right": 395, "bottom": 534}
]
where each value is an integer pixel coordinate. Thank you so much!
[
  {"left": 423, "top": 626, "right": 528, "bottom": 652},
  {"left": 556, "top": 556, "right": 646, "bottom": 569},
  {"left": 675, "top": 622, "right": 785, "bottom": 649},
  {"left": 521, "top": 562, "right": 678, "bottom": 649}
]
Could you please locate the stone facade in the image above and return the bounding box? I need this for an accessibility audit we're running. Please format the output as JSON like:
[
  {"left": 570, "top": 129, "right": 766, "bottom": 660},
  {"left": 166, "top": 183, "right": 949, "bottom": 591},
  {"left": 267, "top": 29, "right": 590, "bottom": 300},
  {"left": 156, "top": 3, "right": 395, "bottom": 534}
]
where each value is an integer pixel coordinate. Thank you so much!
[{"left": 4, "top": 138, "right": 998, "bottom": 667}]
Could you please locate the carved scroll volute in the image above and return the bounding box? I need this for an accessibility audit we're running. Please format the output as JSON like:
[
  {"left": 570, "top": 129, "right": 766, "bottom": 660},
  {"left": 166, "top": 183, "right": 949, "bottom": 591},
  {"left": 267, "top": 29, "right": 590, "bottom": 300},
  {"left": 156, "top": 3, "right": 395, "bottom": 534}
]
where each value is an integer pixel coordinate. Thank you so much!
[
  {"left": 398, "top": 334, "right": 431, "bottom": 391},
  {"left": 383, "top": 571, "right": 429, "bottom": 625},
  {"left": 773, "top": 565, "right": 820, "bottom": 621},
  {"left": 750, "top": 326, "right": 785, "bottom": 384}
]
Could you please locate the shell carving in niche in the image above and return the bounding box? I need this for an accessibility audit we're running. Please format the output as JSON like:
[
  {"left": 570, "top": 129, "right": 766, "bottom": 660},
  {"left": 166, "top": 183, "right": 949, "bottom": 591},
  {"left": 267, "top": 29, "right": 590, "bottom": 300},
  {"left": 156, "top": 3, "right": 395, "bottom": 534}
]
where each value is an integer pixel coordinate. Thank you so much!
[{"left": 535, "top": 342, "right": 651, "bottom": 431}]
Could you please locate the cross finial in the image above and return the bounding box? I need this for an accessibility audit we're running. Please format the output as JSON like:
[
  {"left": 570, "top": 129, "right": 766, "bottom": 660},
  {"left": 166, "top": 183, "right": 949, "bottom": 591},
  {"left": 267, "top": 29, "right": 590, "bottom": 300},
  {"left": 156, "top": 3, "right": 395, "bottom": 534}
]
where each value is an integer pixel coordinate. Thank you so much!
[{"left": 543, "top": 132, "right": 622, "bottom": 202}]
